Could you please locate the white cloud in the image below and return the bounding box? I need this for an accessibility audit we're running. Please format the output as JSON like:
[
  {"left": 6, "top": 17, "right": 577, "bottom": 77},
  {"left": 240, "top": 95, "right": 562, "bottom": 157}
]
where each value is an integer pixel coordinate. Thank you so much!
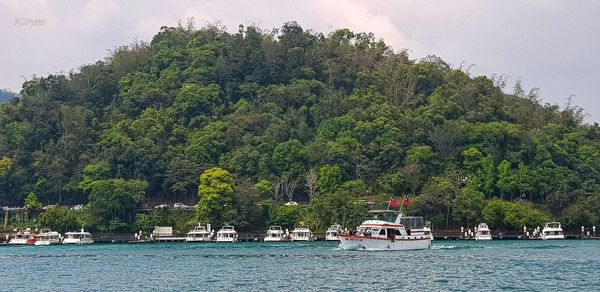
[{"left": 311, "top": 0, "right": 423, "bottom": 53}]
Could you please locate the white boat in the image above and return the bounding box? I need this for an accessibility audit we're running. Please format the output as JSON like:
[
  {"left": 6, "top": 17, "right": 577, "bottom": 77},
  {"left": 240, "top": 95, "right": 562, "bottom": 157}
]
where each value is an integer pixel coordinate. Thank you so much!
[
  {"left": 291, "top": 226, "right": 314, "bottom": 241},
  {"left": 186, "top": 224, "right": 213, "bottom": 242},
  {"left": 474, "top": 223, "right": 492, "bottom": 241},
  {"left": 35, "top": 229, "right": 62, "bottom": 245},
  {"left": 264, "top": 226, "right": 287, "bottom": 242},
  {"left": 62, "top": 229, "right": 94, "bottom": 244},
  {"left": 325, "top": 224, "right": 342, "bottom": 241},
  {"left": 8, "top": 229, "right": 36, "bottom": 245},
  {"left": 540, "top": 222, "right": 565, "bottom": 240},
  {"left": 216, "top": 226, "right": 238, "bottom": 243},
  {"left": 338, "top": 210, "right": 433, "bottom": 251}
]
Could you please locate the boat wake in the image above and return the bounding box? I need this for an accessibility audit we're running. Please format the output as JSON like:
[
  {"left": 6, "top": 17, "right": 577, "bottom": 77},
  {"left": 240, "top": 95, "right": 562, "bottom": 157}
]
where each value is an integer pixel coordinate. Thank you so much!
[{"left": 431, "top": 244, "right": 456, "bottom": 250}]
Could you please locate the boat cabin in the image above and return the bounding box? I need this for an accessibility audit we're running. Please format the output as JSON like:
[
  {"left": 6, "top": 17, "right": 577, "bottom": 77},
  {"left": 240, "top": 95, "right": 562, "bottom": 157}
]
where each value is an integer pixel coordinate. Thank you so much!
[{"left": 65, "top": 232, "right": 92, "bottom": 240}]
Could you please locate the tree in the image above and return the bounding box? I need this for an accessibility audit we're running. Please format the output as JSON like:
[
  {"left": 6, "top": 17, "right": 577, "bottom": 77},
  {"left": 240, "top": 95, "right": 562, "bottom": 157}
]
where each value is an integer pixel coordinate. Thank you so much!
[
  {"left": 496, "top": 160, "right": 512, "bottom": 199},
  {"left": 482, "top": 199, "right": 550, "bottom": 230},
  {"left": 452, "top": 187, "right": 485, "bottom": 226},
  {"left": 24, "top": 192, "right": 42, "bottom": 210},
  {"left": 0, "top": 156, "right": 12, "bottom": 176},
  {"left": 38, "top": 206, "right": 91, "bottom": 232},
  {"left": 318, "top": 165, "right": 341, "bottom": 194},
  {"left": 173, "top": 83, "right": 220, "bottom": 123},
  {"left": 88, "top": 179, "right": 148, "bottom": 223},
  {"left": 272, "top": 139, "right": 308, "bottom": 178},
  {"left": 196, "top": 167, "right": 236, "bottom": 227},
  {"left": 255, "top": 179, "right": 273, "bottom": 200},
  {"left": 305, "top": 169, "right": 319, "bottom": 198},
  {"left": 421, "top": 176, "right": 457, "bottom": 228}
]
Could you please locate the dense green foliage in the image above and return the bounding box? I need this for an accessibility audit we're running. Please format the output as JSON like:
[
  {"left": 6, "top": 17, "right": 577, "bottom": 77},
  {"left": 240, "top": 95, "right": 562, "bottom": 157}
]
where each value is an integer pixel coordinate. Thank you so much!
[
  {"left": 2, "top": 21, "right": 600, "bottom": 232},
  {"left": 196, "top": 167, "right": 236, "bottom": 227}
]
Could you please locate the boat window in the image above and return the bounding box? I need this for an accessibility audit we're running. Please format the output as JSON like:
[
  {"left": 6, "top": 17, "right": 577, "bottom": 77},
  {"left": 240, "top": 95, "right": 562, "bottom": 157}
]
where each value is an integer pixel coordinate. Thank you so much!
[
  {"left": 399, "top": 217, "right": 424, "bottom": 229},
  {"left": 378, "top": 229, "right": 386, "bottom": 236}
]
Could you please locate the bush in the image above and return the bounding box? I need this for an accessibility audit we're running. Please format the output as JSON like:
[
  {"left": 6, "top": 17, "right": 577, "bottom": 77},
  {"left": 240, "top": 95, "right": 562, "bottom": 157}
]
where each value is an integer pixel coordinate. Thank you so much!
[{"left": 482, "top": 199, "right": 551, "bottom": 230}]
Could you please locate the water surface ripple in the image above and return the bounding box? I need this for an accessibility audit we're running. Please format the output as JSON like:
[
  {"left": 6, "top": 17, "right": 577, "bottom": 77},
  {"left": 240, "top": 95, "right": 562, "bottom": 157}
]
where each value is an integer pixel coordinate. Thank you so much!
[{"left": 1, "top": 240, "right": 598, "bottom": 291}]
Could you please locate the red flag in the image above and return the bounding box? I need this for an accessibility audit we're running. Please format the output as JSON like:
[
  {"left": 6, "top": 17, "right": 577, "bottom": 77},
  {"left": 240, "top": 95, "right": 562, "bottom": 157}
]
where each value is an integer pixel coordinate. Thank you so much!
[
  {"left": 389, "top": 198, "right": 399, "bottom": 207},
  {"left": 402, "top": 197, "right": 411, "bottom": 206}
]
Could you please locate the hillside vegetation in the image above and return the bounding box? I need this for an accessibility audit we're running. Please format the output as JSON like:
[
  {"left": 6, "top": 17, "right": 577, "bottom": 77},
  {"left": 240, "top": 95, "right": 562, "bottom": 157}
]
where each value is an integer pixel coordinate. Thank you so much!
[{"left": 1, "top": 21, "right": 600, "bottom": 233}]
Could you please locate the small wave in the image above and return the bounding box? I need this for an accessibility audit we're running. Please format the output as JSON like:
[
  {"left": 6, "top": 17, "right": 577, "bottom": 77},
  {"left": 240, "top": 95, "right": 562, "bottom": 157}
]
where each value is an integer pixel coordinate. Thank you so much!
[
  {"left": 431, "top": 245, "right": 456, "bottom": 250},
  {"left": 520, "top": 245, "right": 568, "bottom": 250}
]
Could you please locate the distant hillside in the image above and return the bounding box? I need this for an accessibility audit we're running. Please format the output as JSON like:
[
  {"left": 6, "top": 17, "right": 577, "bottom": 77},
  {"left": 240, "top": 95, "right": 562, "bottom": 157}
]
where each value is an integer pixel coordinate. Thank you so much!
[
  {"left": 1, "top": 21, "right": 599, "bottom": 232},
  {"left": 0, "top": 89, "right": 18, "bottom": 103}
]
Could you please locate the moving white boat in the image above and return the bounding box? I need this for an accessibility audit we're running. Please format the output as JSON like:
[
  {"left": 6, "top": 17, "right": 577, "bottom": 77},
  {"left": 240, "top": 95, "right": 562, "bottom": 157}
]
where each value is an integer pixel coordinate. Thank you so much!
[
  {"left": 474, "top": 223, "right": 492, "bottom": 241},
  {"left": 338, "top": 210, "right": 433, "bottom": 251},
  {"left": 216, "top": 226, "right": 238, "bottom": 243},
  {"left": 540, "top": 222, "right": 565, "bottom": 240},
  {"left": 186, "top": 224, "right": 213, "bottom": 242},
  {"left": 35, "top": 229, "right": 62, "bottom": 245},
  {"left": 291, "top": 226, "right": 314, "bottom": 241},
  {"left": 8, "top": 229, "right": 37, "bottom": 245},
  {"left": 264, "top": 226, "right": 287, "bottom": 242},
  {"left": 62, "top": 229, "right": 94, "bottom": 244},
  {"left": 325, "top": 224, "right": 342, "bottom": 241}
]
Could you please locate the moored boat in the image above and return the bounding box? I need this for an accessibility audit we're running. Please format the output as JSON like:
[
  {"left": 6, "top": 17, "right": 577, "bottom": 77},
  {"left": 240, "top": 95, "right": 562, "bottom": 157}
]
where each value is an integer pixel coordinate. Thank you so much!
[
  {"left": 35, "top": 229, "right": 62, "bottom": 245},
  {"left": 325, "top": 224, "right": 342, "bottom": 241},
  {"left": 291, "top": 226, "right": 314, "bottom": 241},
  {"left": 63, "top": 229, "right": 94, "bottom": 244},
  {"left": 216, "top": 226, "right": 238, "bottom": 243},
  {"left": 338, "top": 210, "right": 433, "bottom": 251},
  {"left": 8, "top": 229, "right": 37, "bottom": 245},
  {"left": 474, "top": 223, "right": 492, "bottom": 241},
  {"left": 540, "top": 222, "right": 565, "bottom": 240},
  {"left": 186, "top": 224, "right": 213, "bottom": 242},
  {"left": 264, "top": 226, "right": 288, "bottom": 242}
]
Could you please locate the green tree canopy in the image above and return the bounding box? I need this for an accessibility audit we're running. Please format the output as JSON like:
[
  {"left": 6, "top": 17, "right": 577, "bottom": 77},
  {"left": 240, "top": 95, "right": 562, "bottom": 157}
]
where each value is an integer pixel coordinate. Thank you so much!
[
  {"left": 88, "top": 179, "right": 148, "bottom": 223},
  {"left": 196, "top": 167, "right": 236, "bottom": 227}
]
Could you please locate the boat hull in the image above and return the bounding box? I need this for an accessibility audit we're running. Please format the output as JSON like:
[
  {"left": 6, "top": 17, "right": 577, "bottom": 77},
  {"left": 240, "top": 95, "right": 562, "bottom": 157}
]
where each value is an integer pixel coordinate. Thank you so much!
[
  {"left": 264, "top": 236, "right": 287, "bottom": 242},
  {"left": 291, "top": 237, "right": 313, "bottom": 242},
  {"left": 325, "top": 235, "right": 339, "bottom": 241},
  {"left": 541, "top": 235, "right": 565, "bottom": 240},
  {"left": 216, "top": 238, "right": 237, "bottom": 243},
  {"left": 338, "top": 235, "right": 432, "bottom": 251},
  {"left": 8, "top": 238, "right": 36, "bottom": 245},
  {"left": 475, "top": 236, "right": 492, "bottom": 241},
  {"left": 185, "top": 237, "right": 212, "bottom": 242},
  {"left": 62, "top": 239, "right": 94, "bottom": 244},
  {"left": 35, "top": 239, "right": 61, "bottom": 246}
]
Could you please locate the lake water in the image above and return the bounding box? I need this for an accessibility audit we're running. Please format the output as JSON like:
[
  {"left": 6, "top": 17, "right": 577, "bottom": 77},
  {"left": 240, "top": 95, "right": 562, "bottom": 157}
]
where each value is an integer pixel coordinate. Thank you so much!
[{"left": 1, "top": 240, "right": 598, "bottom": 291}]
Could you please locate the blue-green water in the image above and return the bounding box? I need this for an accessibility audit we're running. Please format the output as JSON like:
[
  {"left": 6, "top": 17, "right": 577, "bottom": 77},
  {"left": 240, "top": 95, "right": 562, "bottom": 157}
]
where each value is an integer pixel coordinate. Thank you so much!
[{"left": 1, "top": 240, "right": 599, "bottom": 291}]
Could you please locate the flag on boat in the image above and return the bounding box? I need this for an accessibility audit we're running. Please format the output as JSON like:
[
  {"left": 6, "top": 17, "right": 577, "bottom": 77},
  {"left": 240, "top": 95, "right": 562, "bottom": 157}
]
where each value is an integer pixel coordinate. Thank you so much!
[
  {"left": 388, "top": 198, "right": 399, "bottom": 207},
  {"left": 402, "top": 196, "right": 411, "bottom": 206}
]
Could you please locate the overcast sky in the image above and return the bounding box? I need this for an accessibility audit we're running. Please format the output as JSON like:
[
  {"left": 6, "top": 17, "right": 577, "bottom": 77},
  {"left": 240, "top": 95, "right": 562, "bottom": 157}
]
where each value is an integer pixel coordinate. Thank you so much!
[{"left": 1, "top": 0, "right": 598, "bottom": 122}]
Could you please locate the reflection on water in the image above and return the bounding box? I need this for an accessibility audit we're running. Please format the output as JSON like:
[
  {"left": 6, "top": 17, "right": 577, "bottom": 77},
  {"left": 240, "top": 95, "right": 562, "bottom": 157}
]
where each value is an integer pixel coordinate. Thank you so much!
[{"left": 1, "top": 240, "right": 599, "bottom": 290}]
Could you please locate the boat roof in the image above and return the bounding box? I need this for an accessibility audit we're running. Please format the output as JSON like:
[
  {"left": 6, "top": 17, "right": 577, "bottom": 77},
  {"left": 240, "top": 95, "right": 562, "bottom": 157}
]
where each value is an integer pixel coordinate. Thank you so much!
[
  {"left": 544, "top": 222, "right": 562, "bottom": 228},
  {"left": 268, "top": 226, "right": 282, "bottom": 230},
  {"left": 293, "top": 227, "right": 311, "bottom": 231},
  {"left": 360, "top": 220, "right": 403, "bottom": 227},
  {"left": 218, "top": 226, "right": 236, "bottom": 232}
]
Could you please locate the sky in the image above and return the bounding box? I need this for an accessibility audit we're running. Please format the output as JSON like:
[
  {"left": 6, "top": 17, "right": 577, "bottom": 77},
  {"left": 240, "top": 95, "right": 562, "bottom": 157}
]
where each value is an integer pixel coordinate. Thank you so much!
[{"left": 1, "top": 0, "right": 599, "bottom": 123}]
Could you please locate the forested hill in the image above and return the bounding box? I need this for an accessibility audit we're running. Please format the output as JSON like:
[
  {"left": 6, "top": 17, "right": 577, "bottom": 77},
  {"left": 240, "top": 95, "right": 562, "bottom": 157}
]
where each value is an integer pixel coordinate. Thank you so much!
[
  {"left": 1, "top": 21, "right": 599, "bottom": 231},
  {"left": 0, "top": 89, "right": 18, "bottom": 103}
]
